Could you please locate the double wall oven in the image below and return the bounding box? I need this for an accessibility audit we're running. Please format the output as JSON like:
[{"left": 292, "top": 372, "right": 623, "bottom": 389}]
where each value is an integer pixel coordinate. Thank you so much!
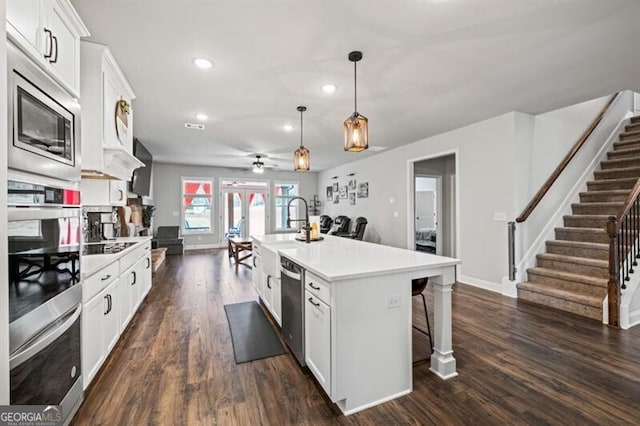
[
  {"left": 6, "top": 37, "right": 84, "bottom": 422},
  {"left": 7, "top": 181, "right": 83, "bottom": 420}
]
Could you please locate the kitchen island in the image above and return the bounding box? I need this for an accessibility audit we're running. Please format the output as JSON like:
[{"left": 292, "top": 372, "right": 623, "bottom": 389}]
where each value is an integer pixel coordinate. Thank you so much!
[{"left": 251, "top": 233, "right": 460, "bottom": 415}]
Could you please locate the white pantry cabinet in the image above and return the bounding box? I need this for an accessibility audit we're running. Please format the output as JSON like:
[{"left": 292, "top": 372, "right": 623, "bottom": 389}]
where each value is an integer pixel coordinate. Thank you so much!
[
  {"left": 80, "top": 179, "right": 128, "bottom": 207},
  {"left": 6, "top": 0, "right": 89, "bottom": 96}
]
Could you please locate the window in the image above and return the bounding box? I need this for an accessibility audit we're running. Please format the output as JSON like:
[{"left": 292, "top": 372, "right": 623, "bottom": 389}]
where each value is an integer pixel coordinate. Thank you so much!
[
  {"left": 182, "top": 178, "right": 213, "bottom": 233},
  {"left": 274, "top": 182, "right": 300, "bottom": 231}
]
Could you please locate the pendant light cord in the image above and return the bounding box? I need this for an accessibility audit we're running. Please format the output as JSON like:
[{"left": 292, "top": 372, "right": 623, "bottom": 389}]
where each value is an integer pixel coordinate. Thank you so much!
[
  {"left": 354, "top": 60, "right": 358, "bottom": 114},
  {"left": 300, "top": 108, "right": 304, "bottom": 148}
]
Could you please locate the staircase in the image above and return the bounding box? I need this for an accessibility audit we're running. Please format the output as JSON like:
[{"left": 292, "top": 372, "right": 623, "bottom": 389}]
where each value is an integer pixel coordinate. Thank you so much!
[{"left": 517, "top": 116, "right": 640, "bottom": 321}]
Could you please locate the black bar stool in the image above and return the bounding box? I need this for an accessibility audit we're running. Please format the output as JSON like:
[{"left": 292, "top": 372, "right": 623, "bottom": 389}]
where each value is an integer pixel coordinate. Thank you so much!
[{"left": 412, "top": 277, "right": 433, "bottom": 365}]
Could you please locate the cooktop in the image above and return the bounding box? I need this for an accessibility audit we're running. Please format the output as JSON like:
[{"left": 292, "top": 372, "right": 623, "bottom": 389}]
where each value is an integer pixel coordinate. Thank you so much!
[{"left": 83, "top": 242, "right": 137, "bottom": 256}]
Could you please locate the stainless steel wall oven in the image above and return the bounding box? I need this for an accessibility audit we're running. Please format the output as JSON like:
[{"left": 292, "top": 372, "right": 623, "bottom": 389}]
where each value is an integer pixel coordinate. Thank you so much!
[{"left": 7, "top": 180, "right": 83, "bottom": 422}]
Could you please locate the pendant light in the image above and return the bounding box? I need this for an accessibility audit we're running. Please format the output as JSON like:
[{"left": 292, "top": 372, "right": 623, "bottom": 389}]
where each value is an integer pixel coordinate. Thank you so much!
[
  {"left": 252, "top": 155, "right": 265, "bottom": 174},
  {"left": 344, "top": 50, "right": 368, "bottom": 152},
  {"left": 294, "top": 106, "right": 310, "bottom": 172}
]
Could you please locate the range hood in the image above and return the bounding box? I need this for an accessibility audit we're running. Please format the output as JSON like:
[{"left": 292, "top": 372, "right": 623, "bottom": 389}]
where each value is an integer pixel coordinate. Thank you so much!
[{"left": 82, "top": 146, "right": 145, "bottom": 181}]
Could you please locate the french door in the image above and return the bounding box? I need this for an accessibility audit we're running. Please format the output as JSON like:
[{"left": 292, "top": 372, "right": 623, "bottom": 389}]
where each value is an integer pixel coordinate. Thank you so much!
[{"left": 220, "top": 188, "right": 268, "bottom": 241}]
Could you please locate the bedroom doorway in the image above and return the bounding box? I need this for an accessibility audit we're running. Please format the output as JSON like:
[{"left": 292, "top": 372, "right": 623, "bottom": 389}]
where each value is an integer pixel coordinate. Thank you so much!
[
  {"left": 411, "top": 154, "right": 457, "bottom": 257},
  {"left": 415, "top": 176, "right": 440, "bottom": 254}
]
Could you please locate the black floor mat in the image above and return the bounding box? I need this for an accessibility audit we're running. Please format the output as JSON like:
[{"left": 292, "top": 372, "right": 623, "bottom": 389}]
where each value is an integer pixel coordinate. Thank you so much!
[{"left": 224, "top": 301, "right": 286, "bottom": 364}]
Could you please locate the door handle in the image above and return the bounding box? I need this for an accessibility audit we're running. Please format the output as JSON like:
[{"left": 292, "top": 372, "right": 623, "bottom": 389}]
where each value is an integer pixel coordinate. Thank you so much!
[
  {"left": 43, "top": 28, "right": 53, "bottom": 59},
  {"left": 50, "top": 35, "right": 58, "bottom": 63}
]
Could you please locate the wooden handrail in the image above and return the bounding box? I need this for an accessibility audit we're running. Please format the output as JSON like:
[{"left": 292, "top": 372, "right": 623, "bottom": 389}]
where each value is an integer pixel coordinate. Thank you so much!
[
  {"left": 516, "top": 92, "right": 621, "bottom": 223},
  {"left": 616, "top": 177, "right": 640, "bottom": 220}
]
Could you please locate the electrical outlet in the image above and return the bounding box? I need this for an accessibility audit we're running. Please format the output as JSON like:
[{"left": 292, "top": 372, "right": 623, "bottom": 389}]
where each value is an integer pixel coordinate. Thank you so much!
[{"left": 385, "top": 296, "right": 401, "bottom": 309}]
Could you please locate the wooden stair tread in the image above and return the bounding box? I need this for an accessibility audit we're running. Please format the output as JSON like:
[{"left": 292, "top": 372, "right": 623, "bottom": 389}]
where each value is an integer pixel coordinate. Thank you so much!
[
  {"left": 527, "top": 267, "right": 607, "bottom": 286},
  {"left": 517, "top": 282, "right": 603, "bottom": 307},
  {"left": 620, "top": 129, "right": 640, "bottom": 138},
  {"left": 580, "top": 189, "right": 630, "bottom": 196},
  {"left": 608, "top": 146, "right": 640, "bottom": 157},
  {"left": 536, "top": 253, "right": 607, "bottom": 267}
]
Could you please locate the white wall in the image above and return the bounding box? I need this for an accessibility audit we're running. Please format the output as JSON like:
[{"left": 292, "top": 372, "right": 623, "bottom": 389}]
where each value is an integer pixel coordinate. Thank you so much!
[
  {"left": 153, "top": 162, "right": 318, "bottom": 248},
  {"left": 1, "top": 1, "right": 10, "bottom": 404},
  {"left": 318, "top": 113, "right": 517, "bottom": 290}
]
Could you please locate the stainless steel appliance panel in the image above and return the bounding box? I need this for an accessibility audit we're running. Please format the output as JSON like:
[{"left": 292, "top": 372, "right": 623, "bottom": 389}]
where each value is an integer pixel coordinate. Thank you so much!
[
  {"left": 280, "top": 257, "right": 305, "bottom": 366},
  {"left": 7, "top": 41, "right": 81, "bottom": 182}
]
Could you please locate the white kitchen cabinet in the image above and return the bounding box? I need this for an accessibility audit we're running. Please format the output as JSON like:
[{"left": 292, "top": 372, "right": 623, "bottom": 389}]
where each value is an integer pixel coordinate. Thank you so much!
[
  {"left": 6, "top": 0, "right": 89, "bottom": 96},
  {"left": 80, "top": 41, "right": 142, "bottom": 180},
  {"left": 82, "top": 276, "right": 119, "bottom": 389},
  {"left": 102, "top": 279, "right": 120, "bottom": 355},
  {"left": 82, "top": 240, "right": 152, "bottom": 389},
  {"left": 80, "top": 178, "right": 128, "bottom": 206},
  {"left": 305, "top": 291, "right": 331, "bottom": 396},
  {"left": 252, "top": 253, "right": 262, "bottom": 296},
  {"left": 82, "top": 286, "right": 106, "bottom": 388},
  {"left": 118, "top": 269, "right": 133, "bottom": 332}
]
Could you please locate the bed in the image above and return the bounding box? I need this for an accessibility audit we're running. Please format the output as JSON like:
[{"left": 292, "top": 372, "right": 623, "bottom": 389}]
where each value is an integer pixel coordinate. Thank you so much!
[{"left": 416, "top": 228, "right": 436, "bottom": 253}]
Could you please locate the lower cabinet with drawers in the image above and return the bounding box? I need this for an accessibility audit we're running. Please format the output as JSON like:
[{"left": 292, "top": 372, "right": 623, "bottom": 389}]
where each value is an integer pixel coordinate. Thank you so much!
[{"left": 81, "top": 241, "right": 152, "bottom": 389}]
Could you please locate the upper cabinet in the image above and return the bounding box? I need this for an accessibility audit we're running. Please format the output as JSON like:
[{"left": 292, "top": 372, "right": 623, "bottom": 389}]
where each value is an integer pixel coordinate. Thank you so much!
[
  {"left": 80, "top": 41, "right": 144, "bottom": 181},
  {"left": 6, "top": 0, "right": 90, "bottom": 97}
]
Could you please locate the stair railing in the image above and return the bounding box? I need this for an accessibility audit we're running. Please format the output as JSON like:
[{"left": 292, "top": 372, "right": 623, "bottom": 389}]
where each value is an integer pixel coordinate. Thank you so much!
[
  {"left": 606, "top": 178, "right": 640, "bottom": 327},
  {"left": 508, "top": 92, "right": 621, "bottom": 281}
]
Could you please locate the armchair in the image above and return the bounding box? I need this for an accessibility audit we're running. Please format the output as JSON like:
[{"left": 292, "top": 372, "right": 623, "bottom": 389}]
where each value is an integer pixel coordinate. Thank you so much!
[
  {"left": 329, "top": 216, "right": 351, "bottom": 235},
  {"left": 152, "top": 226, "right": 184, "bottom": 255}
]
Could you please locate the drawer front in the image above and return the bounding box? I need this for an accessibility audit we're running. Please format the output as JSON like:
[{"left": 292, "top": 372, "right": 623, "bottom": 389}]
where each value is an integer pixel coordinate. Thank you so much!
[
  {"left": 305, "top": 271, "right": 330, "bottom": 304},
  {"left": 83, "top": 261, "right": 120, "bottom": 303},
  {"left": 120, "top": 243, "right": 150, "bottom": 271}
]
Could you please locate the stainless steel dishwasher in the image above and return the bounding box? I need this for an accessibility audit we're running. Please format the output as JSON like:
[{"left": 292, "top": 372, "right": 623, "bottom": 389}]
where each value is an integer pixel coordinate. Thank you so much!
[{"left": 280, "top": 256, "right": 306, "bottom": 366}]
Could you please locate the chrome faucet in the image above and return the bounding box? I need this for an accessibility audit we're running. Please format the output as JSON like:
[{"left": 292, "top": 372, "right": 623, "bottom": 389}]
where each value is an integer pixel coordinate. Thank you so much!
[{"left": 287, "top": 196, "right": 311, "bottom": 243}]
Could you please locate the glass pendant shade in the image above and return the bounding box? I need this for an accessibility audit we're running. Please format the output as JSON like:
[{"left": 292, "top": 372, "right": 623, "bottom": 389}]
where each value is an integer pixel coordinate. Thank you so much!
[
  {"left": 294, "top": 145, "right": 310, "bottom": 172},
  {"left": 294, "top": 105, "right": 310, "bottom": 172},
  {"left": 344, "top": 112, "right": 369, "bottom": 152}
]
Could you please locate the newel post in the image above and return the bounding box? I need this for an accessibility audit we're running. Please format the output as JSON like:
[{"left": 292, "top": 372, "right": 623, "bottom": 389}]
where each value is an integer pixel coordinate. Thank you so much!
[{"left": 606, "top": 216, "right": 620, "bottom": 327}]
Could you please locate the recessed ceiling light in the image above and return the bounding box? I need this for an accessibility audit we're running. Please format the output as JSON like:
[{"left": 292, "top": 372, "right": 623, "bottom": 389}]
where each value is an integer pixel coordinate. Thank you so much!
[
  {"left": 193, "top": 58, "right": 213, "bottom": 69},
  {"left": 322, "top": 84, "right": 337, "bottom": 94},
  {"left": 283, "top": 124, "right": 294, "bottom": 132},
  {"left": 195, "top": 113, "right": 208, "bottom": 121}
]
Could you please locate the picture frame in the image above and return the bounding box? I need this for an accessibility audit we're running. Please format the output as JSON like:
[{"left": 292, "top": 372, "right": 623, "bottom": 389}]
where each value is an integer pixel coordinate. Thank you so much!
[
  {"left": 348, "top": 179, "right": 356, "bottom": 191},
  {"left": 357, "top": 182, "right": 369, "bottom": 198},
  {"left": 349, "top": 192, "right": 356, "bottom": 205},
  {"left": 339, "top": 185, "right": 348, "bottom": 199},
  {"left": 326, "top": 186, "right": 333, "bottom": 200}
]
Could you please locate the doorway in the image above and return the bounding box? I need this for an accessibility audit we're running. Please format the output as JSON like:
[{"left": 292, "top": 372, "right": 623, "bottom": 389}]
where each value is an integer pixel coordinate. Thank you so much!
[
  {"left": 411, "top": 154, "right": 457, "bottom": 257},
  {"left": 220, "top": 180, "right": 268, "bottom": 241},
  {"left": 415, "top": 176, "right": 440, "bottom": 254}
]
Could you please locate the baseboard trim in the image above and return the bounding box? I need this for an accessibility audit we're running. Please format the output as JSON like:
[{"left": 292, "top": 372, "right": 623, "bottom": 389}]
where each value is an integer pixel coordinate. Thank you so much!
[
  {"left": 457, "top": 274, "right": 502, "bottom": 294},
  {"left": 337, "top": 388, "right": 412, "bottom": 416},
  {"left": 184, "top": 243, "right": 225, "bottom": 250}
]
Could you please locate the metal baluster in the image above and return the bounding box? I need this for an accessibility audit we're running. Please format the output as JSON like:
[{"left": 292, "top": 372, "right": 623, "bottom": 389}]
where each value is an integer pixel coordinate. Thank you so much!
[{"left": 623, "top": 221, "right": 629, "bottom": 282}]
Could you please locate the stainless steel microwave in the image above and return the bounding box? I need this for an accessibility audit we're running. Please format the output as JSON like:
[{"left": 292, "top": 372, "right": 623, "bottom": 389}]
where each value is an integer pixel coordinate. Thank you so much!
[{"left": 7, "top": 41, "right": 81, "bottom": 182}]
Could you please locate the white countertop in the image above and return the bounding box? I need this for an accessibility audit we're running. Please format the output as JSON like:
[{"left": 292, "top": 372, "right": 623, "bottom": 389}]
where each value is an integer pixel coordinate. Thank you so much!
[
  {"left": 81, "top": 236, "right": 152, "bottom": 279},
  {"left": 251, "top": 233, "right": 460, "bottom": 281}
]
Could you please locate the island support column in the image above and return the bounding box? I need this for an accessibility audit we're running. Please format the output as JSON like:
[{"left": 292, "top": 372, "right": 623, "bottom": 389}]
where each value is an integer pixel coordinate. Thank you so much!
[{"left": 429, "top": 266, "right": 458, "bottom": 379}]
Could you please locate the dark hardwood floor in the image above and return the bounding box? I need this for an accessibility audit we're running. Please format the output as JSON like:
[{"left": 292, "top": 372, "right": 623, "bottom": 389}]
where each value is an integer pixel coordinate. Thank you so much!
[{"left": 72, "top": 249, "right": 640, "bottom": 425}]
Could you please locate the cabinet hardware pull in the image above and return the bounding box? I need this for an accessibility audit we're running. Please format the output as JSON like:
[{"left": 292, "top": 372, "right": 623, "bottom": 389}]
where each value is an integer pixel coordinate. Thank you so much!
[
  {"left": 43, "top": 28, "right": 53, "bottom": 58},
  {"left": 308, "top": 297, "right": 320, "bottom": 307},
  {"left": 267, "top": 275, "right": 271, "bottom": 289},
  {"left": 309, "top": 283, "right": 320, "bottom": 290},
  {"left": 104, "top": 295, "right": 110, "bottom": 315},
  {"left": 50, "top": 35, "right": 58, "bottom": 63},
  {"left": 101, "top": 274, "right": 112, "bottom": 281},
  {"left": 146, "top": 258, "right": 151, "bottom": 269},
  {"left": 253, "top": 257, "right": 257, "bottom": 267},
  {"left": 119, "top": 189, "right": 124, "bottom": 201},
  {"left": 108, "top": 294, "right": 112, "bottom": 314},
  {"left": 131, "top": 271, "right": 137, "bottom": 285}
]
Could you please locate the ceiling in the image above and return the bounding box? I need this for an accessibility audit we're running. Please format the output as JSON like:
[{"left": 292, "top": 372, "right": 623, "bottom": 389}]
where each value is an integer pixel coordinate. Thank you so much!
[{"left": 71, "top": 0, "right": 640, "bottom": 172}]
